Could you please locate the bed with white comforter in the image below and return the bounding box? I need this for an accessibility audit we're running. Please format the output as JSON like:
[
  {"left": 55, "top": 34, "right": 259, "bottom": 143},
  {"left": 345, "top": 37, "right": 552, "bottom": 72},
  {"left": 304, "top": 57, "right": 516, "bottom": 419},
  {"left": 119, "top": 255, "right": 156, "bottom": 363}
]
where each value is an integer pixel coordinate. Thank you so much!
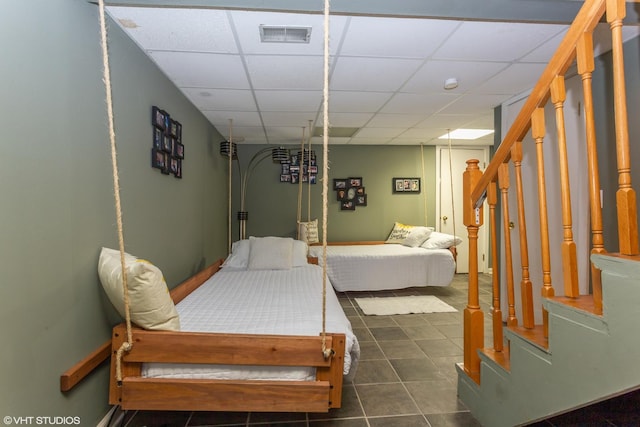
[
  {"left": 309, "top": 243, "right": 456, "bottom": 292},
  {"left": 142, "top": 263, "right": 360, "bottom": 381}
]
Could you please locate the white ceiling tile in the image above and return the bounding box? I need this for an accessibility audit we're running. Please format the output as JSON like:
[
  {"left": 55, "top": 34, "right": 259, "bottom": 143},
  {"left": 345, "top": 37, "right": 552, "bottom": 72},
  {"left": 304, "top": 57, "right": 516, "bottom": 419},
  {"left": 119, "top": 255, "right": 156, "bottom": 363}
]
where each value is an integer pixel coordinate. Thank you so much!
[
  {"left": 402, "top": 60, "right": 509, "bottom": 93},
  {"left": 230, "top": 11, "right": 349, "bottom": 56},
  {"left": 340, "top": 16, "right": 460, "bottom": 58},
  {"left": 366, "top": 113, "right": 424, "bottom": 128},
  {"left": 348, "top": 137, "right": 394, "bottom": 145},
  {"left": 380, "top": 92, "right": 458, "bottom": 115},
  {"left": 355, "top": 128, "right": 405, "bottom": 138},
  {"left": 471, "top": 63, "right": 548, "bottom": 95},
  {"left": 245, "top": 55, "right": 324, "bottom": 90},
  {"left": 182, "top": 88, "right": 256, "bottom": 111},
  {"left": 433, "top": 21, "right": 568, "bottom": 62},
  {"left": 519, "top": 28, "right": 568, "bottom": 62},
  {"left": 262, "top": 112, "right": 318, "bottom": 127},
  {"left": 107, "top": 7, "right": 238, "bottom": 53},
  {"left": 330, "top": 57, "right": 424, "bottom": 91},
  {"left": 413, "top": 114, "right": 482, "bottom": 130},
  {"left": 255, "top": 90, "right": 321, "bottom": 112},
  {"left": 149, "top": 52, "right": 249, "bottom": 88},
  {"left": 438, "top": 94, "right": 511, "bottom": 115},
  {"left": 328, "top": 113, "right": 375, "bottom": 127},
  {"left": 330, "top": 91, "right": 393, "bottom": 113},
  {"left": 204, "top": 111, "right": 263, "bottom": 128}
]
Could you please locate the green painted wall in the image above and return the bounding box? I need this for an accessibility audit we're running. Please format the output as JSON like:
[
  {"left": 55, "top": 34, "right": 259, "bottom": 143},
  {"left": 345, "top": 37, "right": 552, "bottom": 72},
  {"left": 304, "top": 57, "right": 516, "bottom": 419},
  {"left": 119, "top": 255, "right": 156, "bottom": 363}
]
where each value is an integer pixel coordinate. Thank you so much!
[
  {"left": 233, "top": 144, "right": 437, "bottom": 241},
  {"left": 0, "top": 1, "right": 227, "bottom": 424},
  {"left": 592, "top": 35, "right": 640, "bottom": 253}
]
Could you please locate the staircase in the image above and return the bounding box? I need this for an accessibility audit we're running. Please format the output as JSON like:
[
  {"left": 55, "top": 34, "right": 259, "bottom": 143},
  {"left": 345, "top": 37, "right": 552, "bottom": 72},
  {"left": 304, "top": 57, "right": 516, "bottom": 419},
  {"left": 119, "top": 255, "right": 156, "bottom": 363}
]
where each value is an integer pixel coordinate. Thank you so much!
[
  {"left": 458, "top": 254, "right": 640, "bottom": 426},
  {"left": 456, "top": 0, "right": 640, "bottom": 425}
]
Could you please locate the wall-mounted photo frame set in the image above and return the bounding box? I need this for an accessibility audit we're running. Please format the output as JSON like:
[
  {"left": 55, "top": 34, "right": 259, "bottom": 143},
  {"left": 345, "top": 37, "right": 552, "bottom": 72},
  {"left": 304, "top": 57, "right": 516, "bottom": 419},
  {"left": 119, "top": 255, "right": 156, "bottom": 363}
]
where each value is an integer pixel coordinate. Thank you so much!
[
  {"left": 279, "top": 152, "right": 317, "bottom": 184},
  {"left": 151, "top": 105, "right": 183, "bottom": 179},
  {"left": 334, "top": 177, "right": 367, "bottom": 210},
  {"left": 392, "top": 177, "right": 421, "bottom": 193}
]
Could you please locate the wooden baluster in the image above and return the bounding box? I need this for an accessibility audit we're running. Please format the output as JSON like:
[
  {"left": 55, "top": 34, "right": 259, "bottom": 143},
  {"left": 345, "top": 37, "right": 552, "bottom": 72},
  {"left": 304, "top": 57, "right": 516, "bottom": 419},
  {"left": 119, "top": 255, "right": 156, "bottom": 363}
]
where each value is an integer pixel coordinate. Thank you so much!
[
  {"left": 607, "top": 0, "right": 639, "bottom": 256},
  {"left": 577, "top": 31, "right": 605, "bottom": 314},
  {"left": 511, "top": 141, "right": 535, "bottom": 328},
  {"left": 532, "top": 108, "right": 554, "bottom": 337},
  {"left": 463, "top": 159, "right": 484, "bottom": 382},
  {"left": 550, "top": 75, "right": 580, "bottom": 298},
  {"left": 498, "top": 163, "right": 518, "bottom": 327},
  {"left": 488, "top": 180, "right": 503, "bottom": 352}
]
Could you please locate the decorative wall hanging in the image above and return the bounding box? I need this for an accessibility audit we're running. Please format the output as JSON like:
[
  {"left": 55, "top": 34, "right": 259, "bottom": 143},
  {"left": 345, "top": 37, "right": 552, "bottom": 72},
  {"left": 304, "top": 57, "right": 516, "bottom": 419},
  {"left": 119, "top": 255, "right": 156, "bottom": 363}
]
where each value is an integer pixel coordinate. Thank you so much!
[
  {"left": 333, "top": 177, "right": 367, "bottom": 210},
  {"left": 392, "top": 177, "right": 420, "bottom": 193},
  {"left": 151, "top": 106, "right": 183, "bottom": 178},
  {"left": 279, "top": 149, "right": 317, "bottom": 184}
]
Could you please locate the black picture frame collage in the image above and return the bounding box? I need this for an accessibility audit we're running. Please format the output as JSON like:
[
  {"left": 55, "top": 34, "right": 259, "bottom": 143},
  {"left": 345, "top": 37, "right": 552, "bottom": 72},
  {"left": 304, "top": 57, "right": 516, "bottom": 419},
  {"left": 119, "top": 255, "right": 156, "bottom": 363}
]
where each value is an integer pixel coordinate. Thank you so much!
[
  {"left": 151, "top": 106, "right": 183, "bottom": 178},
  {"left": 333, "top": 177, "right": 367, "bottom": 211},
  {"left": 279, "top": 149, "right": 318, "bottom": 185}
]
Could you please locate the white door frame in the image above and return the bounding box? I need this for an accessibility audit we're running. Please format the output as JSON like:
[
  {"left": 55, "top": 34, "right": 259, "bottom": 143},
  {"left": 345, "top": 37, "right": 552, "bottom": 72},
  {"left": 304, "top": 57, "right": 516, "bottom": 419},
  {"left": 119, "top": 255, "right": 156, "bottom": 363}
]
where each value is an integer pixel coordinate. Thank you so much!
[{"left": 435, "top": 145, "right": 491, "bottom": 274}]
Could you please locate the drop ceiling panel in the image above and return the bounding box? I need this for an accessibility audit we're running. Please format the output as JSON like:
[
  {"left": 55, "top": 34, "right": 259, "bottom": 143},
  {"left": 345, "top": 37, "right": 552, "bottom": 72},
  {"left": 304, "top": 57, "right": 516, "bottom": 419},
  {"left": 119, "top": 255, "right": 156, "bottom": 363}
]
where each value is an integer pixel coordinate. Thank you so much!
[
  {"left": 339, "top": 16, "right": 460, "bottom": 58},
  {"left": 380, "top": 92, "right": 459, "bottom": 115},
  {"left": 262, "top": 112, "right": 318, "bottom": 127},
  {"left": 107, "top": 7, "right": 238, "bottom": 53},
  {"left": 245, "top": 55, "right": 324, "bottom": 90},
  {"left": 329, "top": 91, "right": 393, "bottom": 113},
  {"left": 327, "top": 113, "right": 375, "bottom": 128},
  {"left": 402, "top": 60, "right": 510, "bottom": 93},
  {"left": 366, "top": 113, "right": 426, "bottom": 128},
  {"left": 432, "top": 21, "right": 568, "bottom": 62},
  {"left": 330, "top": 57, "right": 424, "bottom": 91},
  {"left": 438, "top": 94, "right": 511, "bottom": 115},
  {"left": 414, "top": 114, "right": 484, "bottom": 130},
  {"left": 149, "top": 51, "right": 249, "bottom": 88},
  {"left": 472, "top": 63, "right": 549, "bottom": 95},
  {"left": 254, "top": 90, "right": 321, "bottom": 112},
  {"left": 204, "top": 111, "right": 263, "bottom": 128},
  {"left": 355, "top": 127, "right": 405, "bottom": 138},
  {"left": 182, "top": 88, "right": 256, "bottom": 111}
]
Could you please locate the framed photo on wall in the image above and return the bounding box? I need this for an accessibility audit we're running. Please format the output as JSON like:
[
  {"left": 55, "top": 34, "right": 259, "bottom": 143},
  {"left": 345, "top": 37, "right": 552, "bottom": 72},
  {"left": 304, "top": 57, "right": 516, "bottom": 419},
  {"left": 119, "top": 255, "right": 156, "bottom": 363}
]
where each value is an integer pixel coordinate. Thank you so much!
[{"left": 393, "top": 177, "right": 421, "bottom": 193}]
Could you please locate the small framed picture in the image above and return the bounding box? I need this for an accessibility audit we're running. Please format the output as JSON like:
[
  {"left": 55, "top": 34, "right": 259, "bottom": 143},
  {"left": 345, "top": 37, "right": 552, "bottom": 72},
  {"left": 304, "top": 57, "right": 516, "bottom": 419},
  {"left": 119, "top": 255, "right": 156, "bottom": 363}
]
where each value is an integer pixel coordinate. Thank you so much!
[
  {"left": 280, "top": 174, "right": 291, "bottom": 182},
  {"left": 356, "top": 187, "right": 365, "bottom": 196},
  {"left": 393, "top": 177, "right": 421, "bottom": 193},
  {"left": 169, "top": 120, "right": 179, "bottom": 138},
  {"left": 333, "top": 179, "right": 347, "bottom": 190},
  {"left": 337, "top": 188, "right": 347, "bottom": 201},
  {"left": 309, "top": 165, "right": 318, "bottom": 174},
  {"left": 309, "top": 174, "right": 317, "bottom": 184},
  {"left": 174, "top": 159, "right": 182, "bottom": 179},
  {"left": 153, "top": 127, "right": 163, "bottom": 150},
  {"left": 291, "top": 173, "right": 299, "bottom": 184},
  {"left": 151, "top": 148, "right": 165, "bottom": 169},
  {"left": 173, "top": 142, "right": 184, "bottom": 159},
  {"left": 281, "top": 163, "right": 290, "bottom": 174},
  {"left": 356, "top": 194, "right": 367, "bottom": 206},
  {"left": 290, "top": 165, "right": 300, "bottom": 173},
  {"left": 162, "top": 134, "right": 173, "bottom": 153},
  {"left": 340, "top": 200, "right": 356, "bottom": 211},
  {"left": 152, "top": 106, "right": 166, "bottom": 130},
  {"left": 349, "top": 177, "right": 362, "bottom": 188},
  {"left": 174, "top": 121, "right": 182, "bottom": 141}
]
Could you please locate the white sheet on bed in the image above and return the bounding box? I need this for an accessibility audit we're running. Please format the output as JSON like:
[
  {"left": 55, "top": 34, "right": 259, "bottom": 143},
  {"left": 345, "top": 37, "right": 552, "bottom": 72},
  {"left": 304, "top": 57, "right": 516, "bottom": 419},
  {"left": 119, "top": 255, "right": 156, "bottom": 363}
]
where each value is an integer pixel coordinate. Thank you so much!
[
  {"left": 308, "top": 244, "right": 456, "bottom": 292},
  {"left": 142, "top": 264, "right": 359, "bottom": 381}
]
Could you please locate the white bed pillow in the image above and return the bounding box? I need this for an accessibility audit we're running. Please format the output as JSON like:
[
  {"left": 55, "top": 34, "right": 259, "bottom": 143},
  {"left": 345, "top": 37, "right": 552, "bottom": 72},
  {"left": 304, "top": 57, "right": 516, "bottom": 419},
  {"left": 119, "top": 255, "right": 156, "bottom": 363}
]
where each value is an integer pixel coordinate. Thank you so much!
[
  {"left": 248, "top": 236, "right": 293, "bottom": 270},
  {"left": 292, "top": 239, "right": 309, "bottom": 266},
  {"left": 385, "top": 222, "right": 414, "bottom": 244},
  {"left": 402, "top": 226, "right": 434, "bottom": 247},
  {"left": 221, "top": 239, "right": 250, "bottom": 270},
  {"left": 98, "top": 247, "right": 180, "bottom": 331},
  {"left": 298, "top": 219, "right": 319, "bottom": 244},
  {"left": 421, "top": 232, "right": 463, "bottom": 249}
]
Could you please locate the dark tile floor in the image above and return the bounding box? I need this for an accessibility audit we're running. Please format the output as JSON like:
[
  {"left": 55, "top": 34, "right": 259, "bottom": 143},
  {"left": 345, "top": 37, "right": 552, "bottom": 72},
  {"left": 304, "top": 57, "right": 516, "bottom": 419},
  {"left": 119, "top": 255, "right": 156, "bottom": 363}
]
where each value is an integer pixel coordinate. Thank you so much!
[{"left": 111, "top": 274, "right": 640, "bottom": 427}]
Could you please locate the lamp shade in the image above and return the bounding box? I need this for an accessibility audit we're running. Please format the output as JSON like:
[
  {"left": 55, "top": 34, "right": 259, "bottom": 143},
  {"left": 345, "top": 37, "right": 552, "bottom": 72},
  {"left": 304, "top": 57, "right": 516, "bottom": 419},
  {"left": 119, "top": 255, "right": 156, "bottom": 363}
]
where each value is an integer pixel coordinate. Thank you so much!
[
  {"left": 271, "top": 147, "right": 290, "bottom": 162},
  {"left": 219, "top": 141, "right": 237, "bottom": 159}
]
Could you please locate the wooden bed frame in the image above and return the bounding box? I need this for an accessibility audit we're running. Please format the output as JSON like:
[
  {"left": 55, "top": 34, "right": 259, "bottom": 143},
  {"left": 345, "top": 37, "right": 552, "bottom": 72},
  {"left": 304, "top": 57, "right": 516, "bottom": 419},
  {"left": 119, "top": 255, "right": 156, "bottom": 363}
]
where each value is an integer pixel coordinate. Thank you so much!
[{"left": 61, "top": 258, "right": 346, "bottom": 413}]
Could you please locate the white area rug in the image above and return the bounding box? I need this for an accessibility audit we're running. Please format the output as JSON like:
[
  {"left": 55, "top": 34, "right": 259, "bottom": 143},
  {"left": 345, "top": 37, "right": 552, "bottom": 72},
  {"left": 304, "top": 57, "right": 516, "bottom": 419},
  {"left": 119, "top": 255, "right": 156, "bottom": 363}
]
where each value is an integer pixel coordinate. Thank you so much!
[{"left": 354, "top": 295, "right": 457, "bottom": 316}]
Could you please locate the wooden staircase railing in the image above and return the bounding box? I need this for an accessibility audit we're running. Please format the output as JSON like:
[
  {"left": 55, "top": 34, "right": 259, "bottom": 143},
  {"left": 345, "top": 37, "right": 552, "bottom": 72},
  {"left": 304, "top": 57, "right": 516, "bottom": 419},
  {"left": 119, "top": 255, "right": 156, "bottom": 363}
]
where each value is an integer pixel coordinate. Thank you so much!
[{"left": 461, "top": 0, "right": 639, "bottom": 382}]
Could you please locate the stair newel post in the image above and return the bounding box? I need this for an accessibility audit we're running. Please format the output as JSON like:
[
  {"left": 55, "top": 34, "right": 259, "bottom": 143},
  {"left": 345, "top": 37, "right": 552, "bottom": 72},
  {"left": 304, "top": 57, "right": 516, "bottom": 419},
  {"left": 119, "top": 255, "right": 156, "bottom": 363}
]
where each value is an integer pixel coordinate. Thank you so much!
[
  {"left": 606, "top": 0, "right": 639, "bottom": 256},
  {"left": 498, "top": 163, "right": 518, "bottom": 327},
  {"left": 532, "top": 107, "right": 554, "bottom": 337},
  {"left": 550, "top": 75, "right": 580, "bottom": 298},
  {"left": 577, "top": 31, "right": 605, "bottom": 314},
  {"left": 463, "top": 159, "right": 485, "bottom": 381},
  {"left": 487, "top": 180, "right": 503, "bottom": 352},
  {"left": 512, "top": 141, "right": 534, "bottom": 328}
]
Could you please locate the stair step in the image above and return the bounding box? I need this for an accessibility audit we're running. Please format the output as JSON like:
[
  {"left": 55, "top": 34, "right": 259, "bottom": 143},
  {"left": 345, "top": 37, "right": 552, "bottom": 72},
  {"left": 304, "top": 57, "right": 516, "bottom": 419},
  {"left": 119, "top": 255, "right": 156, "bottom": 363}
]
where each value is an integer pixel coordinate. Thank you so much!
[{"left": 478, "top": 346, "right": 510, "bottom": 373}]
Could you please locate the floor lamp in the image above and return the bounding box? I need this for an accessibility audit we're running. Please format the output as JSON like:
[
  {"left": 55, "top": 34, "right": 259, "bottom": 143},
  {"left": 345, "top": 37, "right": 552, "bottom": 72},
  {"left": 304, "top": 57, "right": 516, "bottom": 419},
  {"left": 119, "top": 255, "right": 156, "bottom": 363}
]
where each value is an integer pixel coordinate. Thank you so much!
[{"left": 220, "top": 142, "right": 289, "bottom": 240}]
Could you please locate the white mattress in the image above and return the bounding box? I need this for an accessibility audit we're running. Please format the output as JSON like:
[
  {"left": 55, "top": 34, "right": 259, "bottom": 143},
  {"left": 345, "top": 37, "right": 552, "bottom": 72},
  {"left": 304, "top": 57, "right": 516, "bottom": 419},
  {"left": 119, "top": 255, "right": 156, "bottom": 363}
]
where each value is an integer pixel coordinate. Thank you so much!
[
  {"left": 309, "top": 244, "right": 456, "bottom": 292},
  {"left": 142, "top": 264, "right": 359, "bottom": 381}
]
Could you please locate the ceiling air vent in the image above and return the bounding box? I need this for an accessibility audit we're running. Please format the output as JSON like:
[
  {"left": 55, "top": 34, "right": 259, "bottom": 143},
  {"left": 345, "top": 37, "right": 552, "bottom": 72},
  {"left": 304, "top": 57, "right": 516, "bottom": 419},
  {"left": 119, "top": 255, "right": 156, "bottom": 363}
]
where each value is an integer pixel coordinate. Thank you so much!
[{"left": 259, "top": 25, "right": 312, "bottom": 43}]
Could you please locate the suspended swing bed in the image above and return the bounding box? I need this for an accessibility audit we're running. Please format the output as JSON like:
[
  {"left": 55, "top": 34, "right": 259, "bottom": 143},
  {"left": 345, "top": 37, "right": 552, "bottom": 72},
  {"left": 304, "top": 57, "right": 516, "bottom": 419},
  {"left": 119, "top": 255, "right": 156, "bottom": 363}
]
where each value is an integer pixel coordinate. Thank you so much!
[{"left": 60, "top": 0, "right": 358, "bottom": 413}]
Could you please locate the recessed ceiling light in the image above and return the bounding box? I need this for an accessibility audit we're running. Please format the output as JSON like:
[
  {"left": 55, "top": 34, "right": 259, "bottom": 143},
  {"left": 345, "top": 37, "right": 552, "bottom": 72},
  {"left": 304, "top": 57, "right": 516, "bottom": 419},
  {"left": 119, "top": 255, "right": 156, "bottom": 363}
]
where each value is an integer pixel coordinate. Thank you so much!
[
  {"left": 438, "top": 129, "right": 494, "bottom": 140},
  {"left": 259, "top": 25, "right": 312, "bottom": 43}
]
